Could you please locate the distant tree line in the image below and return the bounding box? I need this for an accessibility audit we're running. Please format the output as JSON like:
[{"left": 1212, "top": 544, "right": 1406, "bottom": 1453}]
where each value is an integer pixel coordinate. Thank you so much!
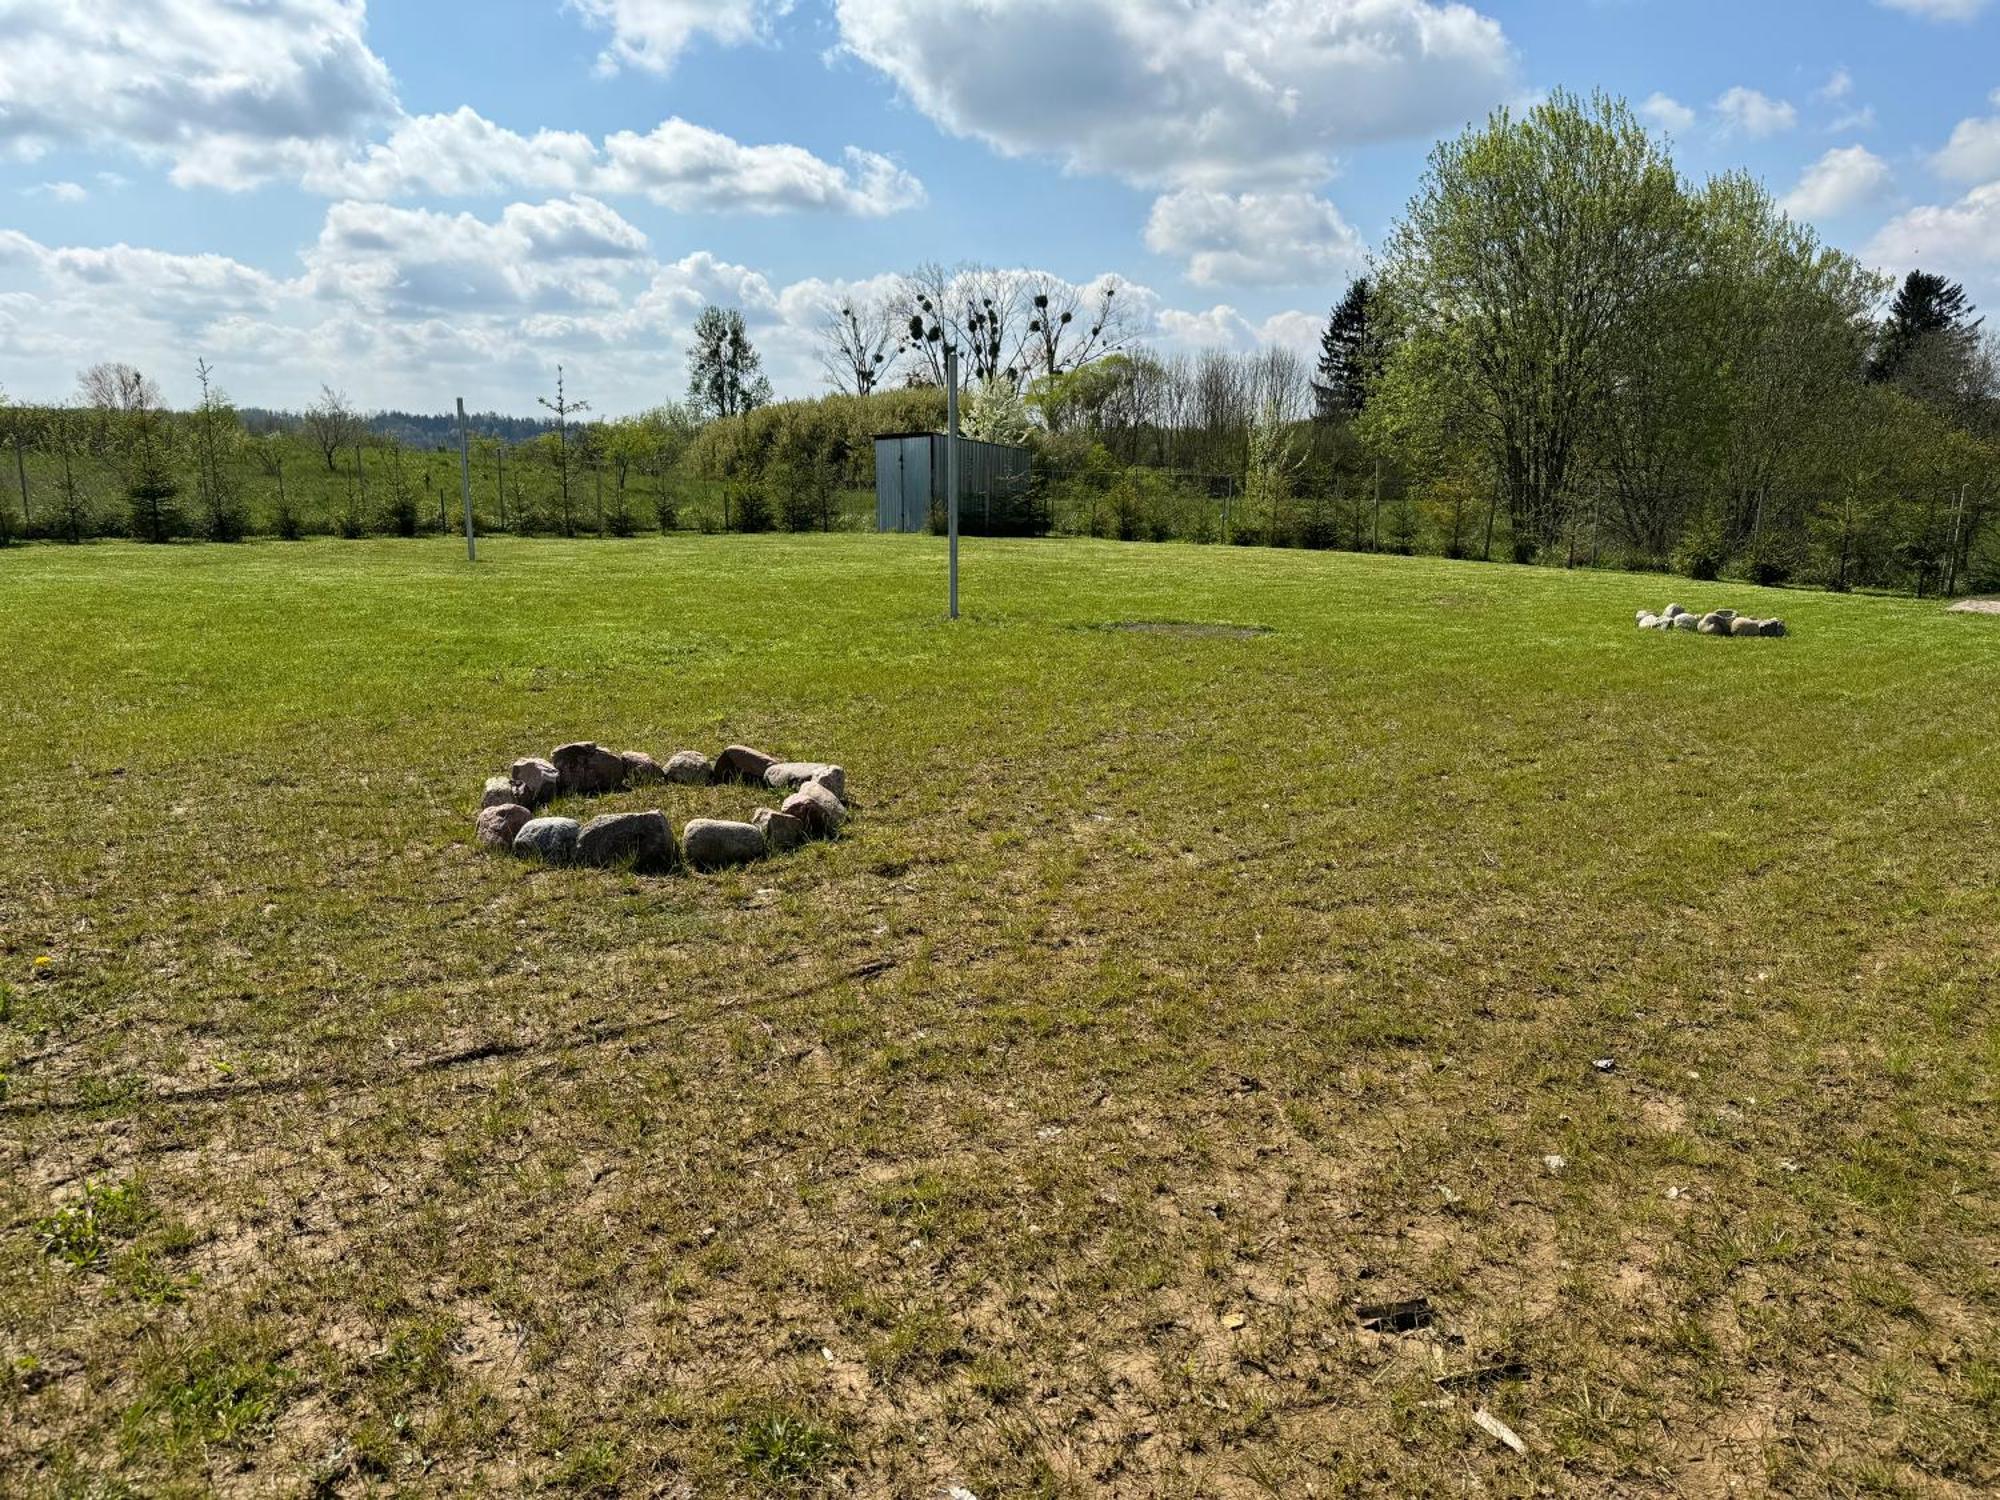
[
  {"left": 900, "top": 93, "right": 1997, "bottom": 592},
  {"left": 3, "top": 102, "right": 1995, "bottom": 595}
]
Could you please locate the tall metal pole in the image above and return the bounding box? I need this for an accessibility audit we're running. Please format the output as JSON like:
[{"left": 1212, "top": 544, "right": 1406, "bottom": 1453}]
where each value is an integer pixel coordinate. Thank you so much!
[
  {"left": 455, "top": 398, "right": 477, "bottom": 563},
  {"left": 14, "top": 433, "right": 29, "bottom": 530},
  {"left": 1945, "top": 484, "right": 1968, "bottom": 597},
  {"left": 945, "top": 344, "right": 961, "bottom": 620}
]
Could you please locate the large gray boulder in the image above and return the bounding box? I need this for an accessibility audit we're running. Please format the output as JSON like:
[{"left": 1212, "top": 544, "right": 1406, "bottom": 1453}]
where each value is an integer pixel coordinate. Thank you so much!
[
  {"left": 481, "top": 775, "right": 521, "bottom": 810},
  {"left": 752, "top": 806, "right": 808, "bottom": 853},
  {"left": 1697, "top": 612, "right": 1730, "bottom": 635},
  {"left": 1636, "top": 612, "right": 1660, "bottom": 630},
  {"left": 664, "top": 750, "right": 713, "bottom": 785},
  {"left": 577, "top": 810, "right": 675, "bottom": 873},
  {"left": 476, "top": 802, "right": 532, "bottom": 850},
  {"left": 620, "top": 750, "right": 668, "bottom": 785},
  {"left": 514, "top": 816, "right": 581, "bottom": 864},
  {"left": 1729, "top": 616, "right": 1763, "bottom": 637},
  {"left": 1759, "top": 618, "right": 1787, "bottom": 637},
  {"left": 782, "top": 780, "right": 847, "bottom": 836},
  {"left": 682, "top": 817, "right": 767, "bottom": 870},
  {"left": 1663, "top": 603, "right": 1687, "bottom": 619},
  {"left": 764, "top": 761, "right": 845, "bottom": 798},
  {"left": 715, "top": 744, "right": 778, "bottom": 783},
  {"left": 1673, "top": 612, "right": 1699, "bottom": 631},
  {"left": 510, "top": 757, "right": 560, "bottom": 806},
  {"left": 552, "top": 742, "right": 627, "bottom": 795}
]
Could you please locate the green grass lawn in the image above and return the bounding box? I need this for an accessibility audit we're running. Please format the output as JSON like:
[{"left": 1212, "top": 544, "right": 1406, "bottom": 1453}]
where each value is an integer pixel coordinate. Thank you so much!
[{"left": 3, "top": 534, "right": 1997, "bottom": 1497}]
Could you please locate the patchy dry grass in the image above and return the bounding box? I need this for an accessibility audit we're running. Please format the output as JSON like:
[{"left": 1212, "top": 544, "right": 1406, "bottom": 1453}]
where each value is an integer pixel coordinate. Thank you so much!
[{"left": 2, "top": 534, "right": 1997, "bottom": 1497}]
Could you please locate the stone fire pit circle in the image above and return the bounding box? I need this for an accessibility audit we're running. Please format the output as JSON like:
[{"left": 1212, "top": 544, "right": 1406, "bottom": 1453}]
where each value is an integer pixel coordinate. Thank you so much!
[
  {"left": 1635, "top": 602, "right": 1787, "bottom": 636},
  {"left": 473, "top": 742, "right": 848, "bottom": 875}
]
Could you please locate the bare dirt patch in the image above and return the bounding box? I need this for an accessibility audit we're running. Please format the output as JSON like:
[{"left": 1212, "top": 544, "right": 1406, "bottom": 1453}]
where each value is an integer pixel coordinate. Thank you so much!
[{"left": 1094, "top": 619, "right": 1273, "bottom": 639}]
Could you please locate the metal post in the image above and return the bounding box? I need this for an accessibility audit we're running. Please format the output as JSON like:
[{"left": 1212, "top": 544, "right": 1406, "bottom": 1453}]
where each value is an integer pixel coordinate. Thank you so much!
[
  {"left": 945, "top": 344, "right": 960, "bottom": 620},
  {"left": 455, "top": 398, "right": 476, "bottom": 562},
  {"left": 1945, "top": 484, "right": 1968, "bottom": 597},
  {"left": 13, "top": 433, "right": 28, "bottom": 529},
  {"left": 1372, "top": 461, "right": 1382, "bottom": 552}
]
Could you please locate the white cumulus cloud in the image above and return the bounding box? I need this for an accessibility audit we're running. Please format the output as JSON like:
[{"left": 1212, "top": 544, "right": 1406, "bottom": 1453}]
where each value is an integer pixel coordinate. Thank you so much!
[
  {"left": 0, "top": 213, "right": 1331, "bottom": 412},
  {"left": 1639, "top": 93, "right": 1697, "bottom": 133},
  {"left": 301, "top": 197, "right": 654, "bottom": 317},
  {"left": 1875, "top": 0, "right": 1991, "bottom": 19},
  {"left": 0, "top": 0, "right": 397, "bottom": 188},
  {"left": 567, "top": 0, "right": 780, "bottom": 74},
  {"left": 1144, "top": 189, "right": 1366, "bottom": 286},
  {"left": 1867, "top": 181, "right": 2000, "bottom": 271},
  {"left": 1714, "top": 87, "right": 1798, "bottom": 138},
  {"left": 304, "top": 107, "right": 924, "bottom": 215},
  {"left": 833, "top": 0, "right": 1516, "bottom": 188},
  {"left": 1780, "top": 145, "right": 1894, "bottom": 219},
  {"left": 1933, "top": 91, "right": 2000, "bottom": 182},
  {"left": 599, "top": 122, "right": 923, "bottom": 214}
]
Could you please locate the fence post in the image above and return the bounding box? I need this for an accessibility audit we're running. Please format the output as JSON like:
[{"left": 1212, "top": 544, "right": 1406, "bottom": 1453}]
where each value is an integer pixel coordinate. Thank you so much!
[
  {"left": 1945, "top": 484, "right": 1967, "bottom": 597},
  {"left": 1372, "top": 461, "right": 1382, "bottom": 552},
  {"left": 946, "top": 344, "right": 961, "bottom": 620},
  {"left": 455, "top": 398, "right": 477, "bottom": 562},
  {"left": 13, "top": 433, "right": 28, "bottom": 531}
]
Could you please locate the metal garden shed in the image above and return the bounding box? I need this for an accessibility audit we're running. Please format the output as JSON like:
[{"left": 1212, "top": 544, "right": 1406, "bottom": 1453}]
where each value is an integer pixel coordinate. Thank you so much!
[{"left": 872, "top": 432, "right": 1039, "bottom": 536}]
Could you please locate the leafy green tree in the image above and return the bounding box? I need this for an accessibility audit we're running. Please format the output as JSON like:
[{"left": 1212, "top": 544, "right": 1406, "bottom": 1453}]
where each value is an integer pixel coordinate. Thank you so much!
[
  {"left": 381, "top": 440, "right": 419, "bottom": 536},
  {"left": 191, "top": 359, "right": 246, "bottom": 542},
  {"left": 0, "top": 389, "right": 18, "bottom": 547},
  {"left": 1692, "top": 174, "right": 1882, "bottom": 566},
  {"left": 1243, "top": 395, "right": 1303, "bottom": 547},
  {"left": 686, "top": 305, "right": 772, "bottom": 421},
  {"left": 1375, "top": 90, "right": 1687, "bottom": 558},
  {"left": 963, "top": 377, "right": 1034, "bottom": 446},
  {"left": 48, "top": 407, "right": 93, "bottom": 543}
]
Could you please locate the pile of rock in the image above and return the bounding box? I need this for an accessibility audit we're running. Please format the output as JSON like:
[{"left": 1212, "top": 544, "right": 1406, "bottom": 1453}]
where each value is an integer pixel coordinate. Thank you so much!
[
  {"left": 1635, "top": 603, "right": 1787, "bottom": 637},
  {"left": 473, "top": 741, "right": 848, "bottom": 874}
]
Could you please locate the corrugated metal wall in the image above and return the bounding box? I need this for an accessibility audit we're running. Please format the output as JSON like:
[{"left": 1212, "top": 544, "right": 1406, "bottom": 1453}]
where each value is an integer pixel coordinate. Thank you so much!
[{"left": 873, "top": 434, "right": 1038, "bottom": 535}]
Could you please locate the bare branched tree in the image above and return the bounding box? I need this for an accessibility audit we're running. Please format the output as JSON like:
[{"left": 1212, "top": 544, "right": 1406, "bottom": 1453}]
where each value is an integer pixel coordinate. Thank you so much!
[
  {"left": 895, "top": 263, "right": 1030, "bottom": 389},
  {"left": 76, "top": 362, "right": 162, "bottom": 412},
  {"left": 893, "top": 265, "right": 1137, "bottom": 394},
  {"left": 818, "top": 298, "right": 901, "bottom": 395},
  {"left": 303, "top": 385, "right": 360, "bottom": 473},
  {"left": 1022, "top": 274, "right": 1134, "bottom": 382}
]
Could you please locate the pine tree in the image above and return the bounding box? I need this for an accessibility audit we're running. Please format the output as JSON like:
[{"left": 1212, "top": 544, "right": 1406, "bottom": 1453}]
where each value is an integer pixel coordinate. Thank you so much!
[
  {"left": 537, "top": 365, "right": 590, "bottom": 537},
  {"left": 124, "top": 374, "right": 182, "bottom": 544},
  {"left": 1313, "top": 277, "right": 1376, "bottom": 421},
  {"left": 127, "top": 439, "right": 181, "bottom": 544},
  {"left": 1869, "top": 271, "right": 1981, "bottom": 386}
]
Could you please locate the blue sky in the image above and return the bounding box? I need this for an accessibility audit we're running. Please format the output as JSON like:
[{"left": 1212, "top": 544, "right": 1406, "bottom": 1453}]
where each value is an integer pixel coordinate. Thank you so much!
[{"left": 3, "top": 0, "right": 1998, "bottom": 415}]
